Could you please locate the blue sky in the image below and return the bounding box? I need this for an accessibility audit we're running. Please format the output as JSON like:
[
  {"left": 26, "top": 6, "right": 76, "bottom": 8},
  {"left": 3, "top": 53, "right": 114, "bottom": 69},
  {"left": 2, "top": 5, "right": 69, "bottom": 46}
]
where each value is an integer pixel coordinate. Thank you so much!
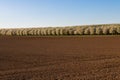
[{"left": 0, "top": 0, "right": 120, "bottom": 28}]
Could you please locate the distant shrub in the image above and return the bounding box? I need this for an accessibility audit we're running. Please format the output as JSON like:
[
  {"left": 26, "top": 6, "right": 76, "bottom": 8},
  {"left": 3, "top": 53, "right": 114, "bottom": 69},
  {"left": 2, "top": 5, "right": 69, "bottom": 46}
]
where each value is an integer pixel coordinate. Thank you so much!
[
  {"left": 51, "top": 29, "right": 56, "bottom": 35},
  {"left": 109, "top": 26, "right": 117, "bottom": 35},
  {"left": 55, "top": 28, "right": 60, "bottom": 35},
  {"left": 117, "top": 26, "right": 120, "bottom": 34},
  {"left": 96, "top": 27, "right": 102, "bottom": 35},
  {"left": 59, "top": 28, "right": 63, "bottom": 35},
  {"left": 0, "top": 29, "right": 5, "bottom": 35},
  {"left": 46, "top": 28, "right": 52, "bottom": 35},
  {"left": 89, "top": 27, "right": 96, "bottom": 35},
  {"left": 84, "top": 28, "right": 90, "bottom": 35},
  {"left": 73, "top": 27, "right": 80, "bottom": 35},
  {"left": 37, "top": 29, "right": 41, "bottom": 35},
  {"left": 73, "top": 30, "right": 77, "bottom": 35},
  {"left": 79, "top": 27, "right": 86, "bottom": 35},
  {"left": 102, "top": 27, "right": 110, "bottom": 35},
  {"left": 41, "top": 28, "right": 45, "bottom": 36},
  {"left": 74, "top": 27, "right": 85, "bottom": 35},
  {"left": 43, "top": 29, "right": 47, "bottom": 35},
  {"left": 22, "top": 29, "right": 28, "bottom": 36},
  {"left": 63, "top": 28, "right": 69, "bottom": 35}
]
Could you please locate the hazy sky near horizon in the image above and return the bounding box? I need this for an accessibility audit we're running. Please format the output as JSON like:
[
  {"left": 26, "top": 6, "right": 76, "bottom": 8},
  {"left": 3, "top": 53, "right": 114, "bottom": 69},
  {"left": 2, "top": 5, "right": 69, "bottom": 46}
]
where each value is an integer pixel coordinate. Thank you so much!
[{"left": 0, "top": 0, "right": 120, "bottom": 28}]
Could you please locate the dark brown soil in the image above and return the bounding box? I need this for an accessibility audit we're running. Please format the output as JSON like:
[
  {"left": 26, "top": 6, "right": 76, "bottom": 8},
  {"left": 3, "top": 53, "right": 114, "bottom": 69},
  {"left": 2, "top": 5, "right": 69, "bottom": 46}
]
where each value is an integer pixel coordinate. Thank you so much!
[{"left": 0, "top": 36, "right": 120, "bottom": 80}]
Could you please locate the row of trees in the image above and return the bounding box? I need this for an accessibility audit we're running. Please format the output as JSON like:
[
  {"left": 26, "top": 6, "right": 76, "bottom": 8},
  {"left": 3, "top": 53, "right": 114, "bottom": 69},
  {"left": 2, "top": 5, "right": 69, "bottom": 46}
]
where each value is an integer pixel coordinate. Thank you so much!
[{"left": 0, "top": 24, "right": 120, "bottom": 36}]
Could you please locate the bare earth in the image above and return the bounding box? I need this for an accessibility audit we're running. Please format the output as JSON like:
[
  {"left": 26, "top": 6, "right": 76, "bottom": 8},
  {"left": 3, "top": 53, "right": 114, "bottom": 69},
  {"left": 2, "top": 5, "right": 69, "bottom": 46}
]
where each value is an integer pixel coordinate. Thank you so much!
[{"left": 0, "top": 36, "right": 120, "bottom": 80}]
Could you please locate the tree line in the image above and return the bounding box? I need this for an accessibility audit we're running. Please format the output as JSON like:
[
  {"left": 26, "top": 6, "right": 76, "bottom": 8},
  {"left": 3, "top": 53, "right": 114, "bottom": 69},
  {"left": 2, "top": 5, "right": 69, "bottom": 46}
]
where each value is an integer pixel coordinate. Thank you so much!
[{"left": 0, "top": 24, "right": 120, "bottom": 36}]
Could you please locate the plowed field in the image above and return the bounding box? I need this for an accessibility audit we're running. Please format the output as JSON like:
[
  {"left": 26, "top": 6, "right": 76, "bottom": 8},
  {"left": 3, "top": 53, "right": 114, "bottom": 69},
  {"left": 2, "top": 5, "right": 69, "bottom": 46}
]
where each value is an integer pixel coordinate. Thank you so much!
[{"left": 0, "top": 36, "right": 120, "bottom": 80}]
